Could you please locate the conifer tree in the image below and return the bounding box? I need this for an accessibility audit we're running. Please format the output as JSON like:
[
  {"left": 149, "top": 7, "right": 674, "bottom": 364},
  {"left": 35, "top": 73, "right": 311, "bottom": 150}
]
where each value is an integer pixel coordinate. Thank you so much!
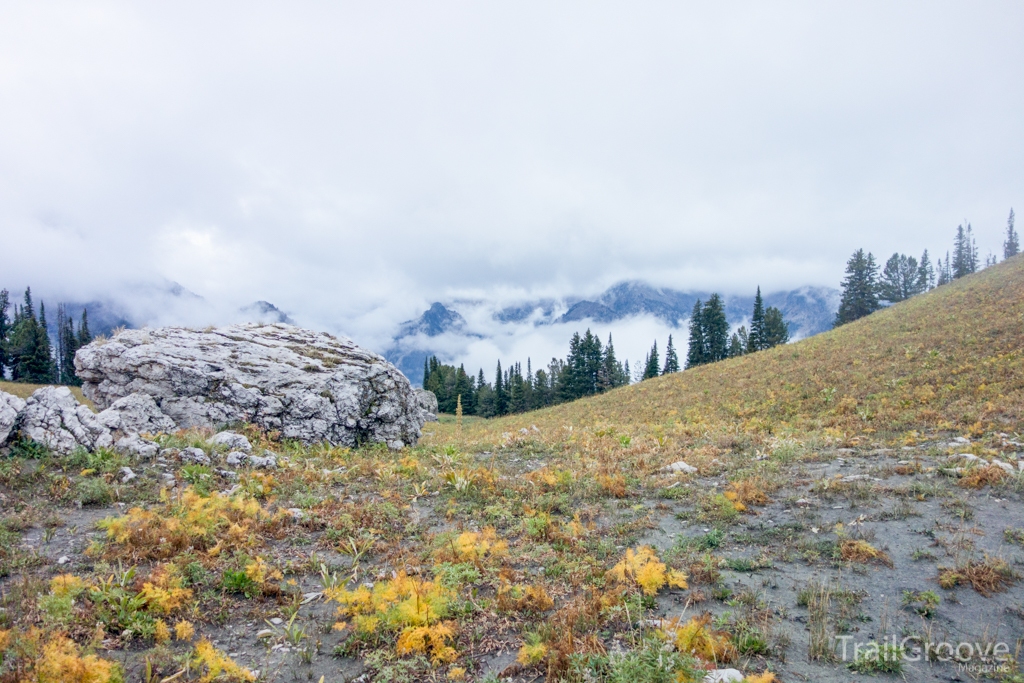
[
  {"left": 952, "top": 223, "right": 978, "bottom": 279},
  {"left": 879, "top": 253, "right": 922, "bottom": 303},
  {"left": 623, "top": 359, "right": 630, "bottom": 384},
  {"left": 601, "top": 334, "right": 627, "bottom": 390},
  {"left": 936, "top": 252, "right": 952, "bottom": 286},
  {"left": 422, "top": 357, "right": 430, "bottom": 388},
  {"left": 835, "top": 249, "right": 880, "bottom": 326},
  {"left": 643, "top": 341, "right": 660, "bottom": 380},
  {"left": 763, "top": 307, "right": 789, "bottom": 348},
  {"left": 662, "top": 334, "right": 679, "bottom": 374},
  {"left": 747, "top": 287, "right": 766, "bottom": 352},
  {"left": 494, "top": 361, "right": 506, "bottom": 415},
  {"left": 916, "top": 250, "right": 935, "bottom": 291},
  {"left": 728, "top": 325, "right": 748, "bottom": 358},
  {"left": 1005, "top": 208, "right": 1019, "bottom": 259},
  {"left": 78, "top": 309, "right": 92, "bottom": 347},
  {"left": 685, "top": 300, "right": 705, "bottom": 368},
  {"left": 0, "top": 289, "right": 9, "bottom": 378},
  {"left": 701, "top": 294, "right": 729, "bottom": 362}
]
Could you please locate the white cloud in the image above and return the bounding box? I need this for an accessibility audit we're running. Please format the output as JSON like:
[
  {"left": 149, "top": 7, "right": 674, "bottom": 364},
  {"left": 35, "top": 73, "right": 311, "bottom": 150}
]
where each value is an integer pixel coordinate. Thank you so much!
[{"left": 0, "top": 1, "right": 1021, "bottom": 351}]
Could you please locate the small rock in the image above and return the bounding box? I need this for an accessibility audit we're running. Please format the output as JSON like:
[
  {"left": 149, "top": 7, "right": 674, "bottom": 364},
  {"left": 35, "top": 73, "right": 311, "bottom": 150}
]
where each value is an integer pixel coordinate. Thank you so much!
[
  {"left": 286, "top": 508, "right": 305, "bottom": 519},
  {"left": 795, "top": 498, "right": 811, "bottom": 506},
  {"left": 57, "top": 555, "right": 70, "bottom": 564},
  {"left": 225, "top": 451, "right": 247, "bottom": 467},
  {"left": 951, "top": 453, "right": 981, "bottom": 463},
  {"left": 216, "top": 468, "right": 239, "bottom": 480},
  {"left": 256, "top": 629, "right": 275, "bottom": 639},
  {"left": 115, "top": 433, "right": 159, "bottom": 458},
  {"left": 954, "top": 436, "right": 970, "bottom": 444},
  {"left": 1018, "top": 461, "right": 1024, "bottom": 472},
  {"left": 704, "top": 670, "right": 744, "bottom": 683},
  {"left": 991, "top": 460, "right": 1016, "bottom": 474},
  {"left": 269, "top": 617, "right": 283, "bottom": 625},
  {"left": 208, "top": 431, "right": 253, "bottom": 453},
  {"left": 119, "top": 467, "right": 137, "bottom": 483},
  {"left": 661, "top": 461, "right": 698, "bottom": 474},
  {"left": 180, "top": 447, "right": 211, "bottom": 465},
  {"left": 246, "top": 452, "right": 277, "bottom": 469}
]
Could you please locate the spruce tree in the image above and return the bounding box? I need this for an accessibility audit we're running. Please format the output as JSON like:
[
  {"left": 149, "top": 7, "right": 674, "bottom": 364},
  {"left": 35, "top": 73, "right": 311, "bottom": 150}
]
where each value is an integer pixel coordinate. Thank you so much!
[
  {"left": 0, "top": 289, "right": 9, "bottom": 378},
  {"left": 916, "top": 250, "right": 934, "bottom": 292},
  {"left": 685, "top": 300, "right": 705, "bottom": 368},
  {"left": 494, "top": 361, "right": 506, "bottom": 415},
  {"left": 835, "top": 249, "right": 881, "bottom": 326},
  {"left": 701, "top": 294, "right": 729, "bottom": 362},
  {"left": 662, "top": 334, "right": 679, "bottom": 374},
  {"left": 936, "top": 252, "right": 952, "bottom": 286},
  {"left": 423, "top": 357, "right": 430, "bottom": 388},
  {"left": 952, "top": 223, "right": 978, "bottom": 279},
  {"left": 763, "top": 307, "right": 789, "bottom": 348},
  {"left": 601, "top": 334, "right": 627, "bottom": 390},
  {"left": 879, "top": 253, "right": 921, "bottom": 303},
  {"left": 643, "top": 341, "right": 660, "bottom": 380},
  {"left": 1005, "top": 208, "right": 1019, "bottom": 259},
  {"left": 747, "top": 287, "right": 766, "bottom": 352},
  {"left": 728, "top": 332, "right": 744, "bottom": 358},
  {"left": 78, "top": 309, "right": 92, "bottom": 347}
]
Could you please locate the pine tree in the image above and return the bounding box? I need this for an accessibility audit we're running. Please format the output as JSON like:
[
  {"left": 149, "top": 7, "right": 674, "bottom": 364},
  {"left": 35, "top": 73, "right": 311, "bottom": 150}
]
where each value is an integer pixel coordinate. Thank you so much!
[
  {"left": 701, "top": 294, "right": 729, "bottom": 363},
  {"left": 952, "top": 223, "right": 978, "bottom": 279},
  {"left": 936, "top": 252, "right": 952, "bottom": 286},
  {"left": 623, "top": 359, "right": 630, "bottom": 384},
  {"left": 56, "top": 303, "right": 83, "bottom": 385},
  {"left": 643, "top": 341, "right": 660, "bottom": 380},
  {"left": 763, "top": 307, "right": 789, "bottom": 348},
  {"left": 835, "top": 249, "right": 881, "bottom": 326},
  {"left": 747, "top": 287, "right": 766, "bottom": 352},
  {"left": 662, "top": 335, "right": 679, "bottom": 374},
  {"left": 1005, "top": 208, "right": 1019, "bottom": 259},
  {"left": 601, "top": 334, "right": 627, "bottom": 390},
  {"left": 78, "top": 309, "right": 92, "bottom": 347},
  {"left": 916, "top": 250, "right": 934, "bottom": 291},
  {"left": 423, "top": 357, "right": 430, "bottom": 388},
  {"left": 879, "top": 253, "right": 921, "bottom": 303},
  {"left": 728, "top": 325, "right": 748, "bottom": 358},
  {"left": 494, "top": 361, "right": 506, "bottom": 415},
  {"left": 0, "top": 289, "right": 9, "bottom": 378},
  {"left": 685, "top": 300, "right": 705, "bottom": 368}
]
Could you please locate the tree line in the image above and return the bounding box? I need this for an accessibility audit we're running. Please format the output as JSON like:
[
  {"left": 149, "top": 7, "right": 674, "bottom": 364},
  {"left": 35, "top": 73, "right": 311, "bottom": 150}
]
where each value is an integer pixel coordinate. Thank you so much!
[
  {"left": 835, "top": 209, "right": 1019, "bottom": 326},
  {"left": 0, "top": 287, "right": 92, "bottom": 384},
  {"left": 423, "top": 329, "right": 630, "bottom": 417}
]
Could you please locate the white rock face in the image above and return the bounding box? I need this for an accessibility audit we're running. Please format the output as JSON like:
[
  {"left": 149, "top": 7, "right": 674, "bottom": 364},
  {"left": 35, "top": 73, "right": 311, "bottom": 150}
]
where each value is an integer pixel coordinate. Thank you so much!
[
  {"left": 115, "top": 433, "right": 160, "bottom": 458},
  {"left": 76, "top": 323, "right": 427, "bottom": 449},
  {"left": 0, "top": 390, "right": 27, "bottom": 446},
  {"left": 208, "top": 431, "right": 252, "bottom": 452},
  {"left": 18, "top": 386, "right": 112, "bottom": 454},
  {"left": 703, "top": 670, "right": 744, "bottom": 683},
  {"left": 98, "top": 393, "right": 177, "bottom": 434}
]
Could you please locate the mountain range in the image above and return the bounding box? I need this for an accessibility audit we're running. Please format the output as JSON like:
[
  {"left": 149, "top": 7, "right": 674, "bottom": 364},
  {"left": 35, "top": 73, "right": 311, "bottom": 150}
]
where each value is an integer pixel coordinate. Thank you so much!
[{"left": 385, "top": 281, "right": 840, "bottom": 386}]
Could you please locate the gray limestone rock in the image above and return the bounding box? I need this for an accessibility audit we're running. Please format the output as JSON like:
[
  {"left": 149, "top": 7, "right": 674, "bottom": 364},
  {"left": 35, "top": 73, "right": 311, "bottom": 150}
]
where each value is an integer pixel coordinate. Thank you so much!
[
  {"left": 208, "top": 431, "right": 252, "bottom": 453},
  {"left": 115, "top": 433, "right": 160, "bottom": 458},
  {"left": 415, "top": 388, "right": 439, "bottom": 422},
  {"left": 18, "top": 387, "right": 112, "bottom": 454},
  {"left": 246, "top": 451, "right": 278, "bottom": 469},
  {"left": 180, "top": 447, "right": 211, "bottom": 465},
  {"left": 225, "top": 451, "right": 247, "bottom": 466},
  {"left": 98, "top": 392, "right": 177, "bottom": 435},
  {"left": 0, "top": 390, "right": 26, "bottom": 446},
  {"left": 76, "top": 323, "right": 425, "bottom": 449}
]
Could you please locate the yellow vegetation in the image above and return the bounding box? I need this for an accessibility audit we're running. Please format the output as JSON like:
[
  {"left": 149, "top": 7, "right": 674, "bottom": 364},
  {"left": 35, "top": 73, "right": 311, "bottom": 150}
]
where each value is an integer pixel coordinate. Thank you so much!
[
  {"left": 839, "top": 540, "right": 893, "bottom": 567},
  {"left": 663, "top": 614, "right": 737, "bottom": 664},
  {"left": 607, "top": 546, "right": 688, "bottom": 596},
  {"left": 174, "top": 620, "right": 196, "bottom": 641},
  {"left": 139, "top": 563, "right": 192, "bottom": 614},
  {"left": 450, "top": 527, "right": 508, "bottom": 564},
  {"left": 192, "top": 638, "right": 256, "bottom": 682},
  {"left": 395, "top": 622, "right": 458, "bottom": 664}
]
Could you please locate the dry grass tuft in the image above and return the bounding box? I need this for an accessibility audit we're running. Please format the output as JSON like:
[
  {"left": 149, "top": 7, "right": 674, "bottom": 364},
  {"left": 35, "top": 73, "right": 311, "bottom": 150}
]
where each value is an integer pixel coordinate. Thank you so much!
[
  {"left": 958, "top": 464, "right": 1008, "bottom": 489},
  {"left": 937, "top": 558, "right": 1017, "bottom": 597},
  {"left": 840, "top": 540, "right": 893, "bottom": 568}
]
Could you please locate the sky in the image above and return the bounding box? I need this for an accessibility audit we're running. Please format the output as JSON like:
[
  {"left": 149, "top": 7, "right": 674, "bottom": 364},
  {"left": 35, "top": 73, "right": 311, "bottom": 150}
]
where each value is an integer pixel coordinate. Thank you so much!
[{"left": 1, "top": 2, "right": 1023, "bottom": 361}]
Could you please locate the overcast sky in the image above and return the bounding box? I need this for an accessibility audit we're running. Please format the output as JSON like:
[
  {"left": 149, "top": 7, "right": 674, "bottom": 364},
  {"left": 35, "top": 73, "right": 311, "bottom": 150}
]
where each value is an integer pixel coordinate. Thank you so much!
[{"left": 2, "top": 2, "right": 1022, "bottom": 351}]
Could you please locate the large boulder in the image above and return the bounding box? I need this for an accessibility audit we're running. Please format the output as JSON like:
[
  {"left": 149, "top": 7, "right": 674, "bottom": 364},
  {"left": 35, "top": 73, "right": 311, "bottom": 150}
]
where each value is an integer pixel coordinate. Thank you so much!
[
  {"left": 415, "top": 388, "right": 439, "bottom": 422},
  {"left": 75, "top": 323, "right": 427, "bottom": 449},
  {"left": 18, "top": 386, "right": 112, "bottom": 454},
  {"left": 97, "top": 392, "right": 178, "bottom": 434},
  {"left": 0, "top": 391, "right": 27, "bottom": 446}
]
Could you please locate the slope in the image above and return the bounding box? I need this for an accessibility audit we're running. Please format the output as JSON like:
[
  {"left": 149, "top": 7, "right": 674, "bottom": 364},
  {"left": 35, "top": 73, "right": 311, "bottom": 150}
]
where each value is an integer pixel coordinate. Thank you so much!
[{"left": 437, "top": 253, "right": 1024, "bottom": 447}]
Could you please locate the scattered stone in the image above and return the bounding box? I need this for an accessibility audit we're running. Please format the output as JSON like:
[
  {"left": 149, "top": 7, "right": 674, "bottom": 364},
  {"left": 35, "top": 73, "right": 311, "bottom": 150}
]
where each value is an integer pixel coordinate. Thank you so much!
[
  {"left": 954, "top": 436, "right": 970, "bottom": 444},
  {"left": 0, "top": 390, "right": 26, "bottom": 446},
  {"left": 269, "top": 617, "right": 283, "bottom": 626},
  {"left": 215, "top": 468, "right": 239, "bottom": 480},
  {"left": 795, "top": 498, "right": 812, "bottom": 506},
  {"left": 76, "top": 323, "right": 427, "bottom": 449},
  {"left": 114, "top": 433, "right": 159, "bottom": 458},
  {"left": 991, "top": 460, "right": 1016, "bottom": 474},
  {"left": 286, "top": 508, "right": 305, "bottom": 519},
  {"left": 256, "top": 629, "right": 275, "bottom": 640},
  {"left": 57, "top": 555, "right": 70, "bottom": 565},
  {"left": 704, "top": 670, "right": 743, "bottom": 683},
  {"left": 951, "top": 453, "right": 982, "bottom": 463},
  {"left": 1018, "top": 461, "right": 1024, "bottom": 472},
  {"left": 246, "top": 452, "right": 278, "bottom": 469},
  {"left": 208, "top": 431, "right": 253, "bottom": 453},
  {"left": 119, "top": 467, "right": 137, "bottom": 483},
  {"left": 97, "top": 392, "right": 177, "bottom": 434},
  {"left": 180, "top": 447, "right": 211, "bottom": 465},
  {"left": 18, "top": 386, "right": 112, "bottom": 454},
  {"left": 661, "top": 461, "right": 698, "bottom": 474},
  {"left": 225, "top": 451, "right": 247, "bottom": 466}
]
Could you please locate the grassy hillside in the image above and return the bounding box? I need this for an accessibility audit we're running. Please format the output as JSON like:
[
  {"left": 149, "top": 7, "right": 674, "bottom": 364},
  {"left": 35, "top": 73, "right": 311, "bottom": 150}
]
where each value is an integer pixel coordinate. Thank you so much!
[{"left": 430, "top": 253, "right": 1024, "bottom": 451}]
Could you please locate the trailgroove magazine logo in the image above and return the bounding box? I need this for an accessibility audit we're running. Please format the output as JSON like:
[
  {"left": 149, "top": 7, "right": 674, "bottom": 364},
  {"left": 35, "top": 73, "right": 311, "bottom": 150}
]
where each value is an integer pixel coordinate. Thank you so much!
[{"left": 836, "top": 635, "right": 1015, "bottom": 673}]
